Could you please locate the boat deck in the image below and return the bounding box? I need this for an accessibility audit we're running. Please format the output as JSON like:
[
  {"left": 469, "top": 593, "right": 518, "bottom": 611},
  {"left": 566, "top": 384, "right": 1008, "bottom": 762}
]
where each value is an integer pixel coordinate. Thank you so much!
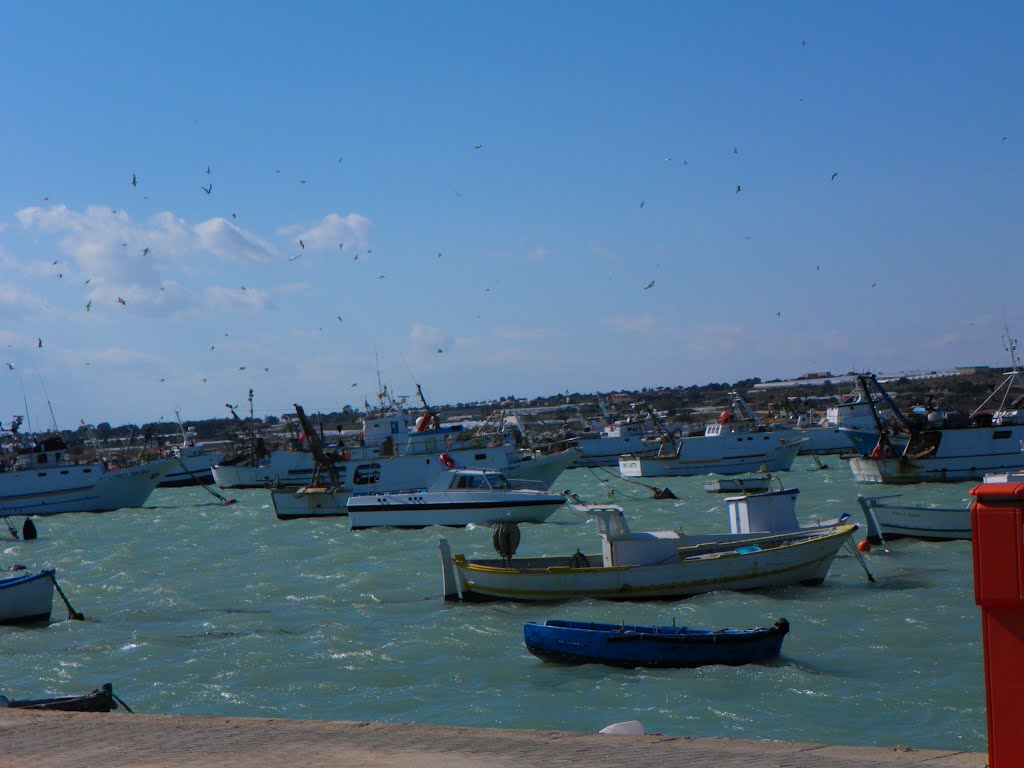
[{"left": 0, "top": 711, "right": 986, "bottom": 768}]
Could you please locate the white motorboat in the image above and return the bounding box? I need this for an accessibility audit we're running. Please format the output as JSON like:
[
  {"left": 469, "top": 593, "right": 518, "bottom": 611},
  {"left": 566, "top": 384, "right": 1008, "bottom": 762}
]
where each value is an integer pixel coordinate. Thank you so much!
[
  {"left": 0, "top": 435, "right": 175, "bottom": 518},
  {"left": 270, "top": 446, "right": 579, "bottom": 520},
  {"left": 346, "top": 464, "right": 565, "bottom": 529},
  {"left": 438, "top": 489, "right": 859, "bottom": 602},
  {"left": 0, "top": 568, "right": 55, "bottom": 625},
  {"left": 846, "top": 371, "right": 1024, "bottom": 484}
]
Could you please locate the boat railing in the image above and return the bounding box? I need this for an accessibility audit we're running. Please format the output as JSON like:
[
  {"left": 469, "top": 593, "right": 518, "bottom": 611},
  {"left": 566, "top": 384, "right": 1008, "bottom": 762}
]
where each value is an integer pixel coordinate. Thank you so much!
[
  {"left": 505, "top": 478, "right": 547, "bottom": 492},
  {"left": 676, "top": 526, "right": 847, "bottom": 561}
]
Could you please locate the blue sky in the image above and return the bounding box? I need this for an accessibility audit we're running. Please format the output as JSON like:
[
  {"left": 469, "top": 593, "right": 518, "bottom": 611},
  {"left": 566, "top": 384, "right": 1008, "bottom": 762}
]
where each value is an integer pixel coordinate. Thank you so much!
[{"left": 1, "top": 2, "right": 1020, "bottom": 428}]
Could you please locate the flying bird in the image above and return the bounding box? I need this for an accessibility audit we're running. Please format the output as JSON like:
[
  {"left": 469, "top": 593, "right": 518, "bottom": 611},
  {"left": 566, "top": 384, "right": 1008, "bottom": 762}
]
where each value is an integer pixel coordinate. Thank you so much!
[
  {"left": 437, "top": 348, "right": 443, "bottom": 354},
  {"left": 37, "top": 338, "right": 42, "bottom": 348},
  {"left": 160, "top": 378, "right": 166, "bottom": 382},
  {"left": 131, "top": 174, "right": 137, "bottom": 187},
  {"left": 141, "top": 247, "right": 150, "bottom": 256},
  {"left": 830, "top": 172, "right": 839, "bottom": 181},
  {"left": 84, "top": 278, "right": 91, "bottom": 284},
  {"left": 871, "top": 282, "right": 877, "bottom": 288},
  {"left": 338, "top": 243, "right": 344, "bottom": 251},
  {"left": 232, "top": 213, "right": 236, "bottom": 219},
  {"left": 240, "top": 286, "right": 246, "bottom": 291},
  {"left": 474, "top": 144, "right": 482, "bottom": 150},
  {"left": 4, "top": 362, "right": 14, "bottom": 370},
  {"left": 205, "top": 165, "right": 211, "bottom": 175},
  {"left": 289, "top": 254, "right": 302, "bottom": 261},
  {"left": 52, "top": 259, "right": 58, "bottom": 265},
  {"left": 776, "top": 312, "right": 782, "bottom": 317},
  {"left": 337, "top": 315, "right": 343, "bottom": 322},
  {"left": 299, "top": 240, "right": 305, "bottom": 249},
  {"left": 736, "top": 185, "right": 742, "bottom": 194},
  {"left": 378, "top": 274, "right": 385, "bottom": 279},
  {"left": 117, "top": 297, "right": 126, "bottom": 305},
  {"left": 640, "top": 201, "right": 645, "bottom": 208},
  {"left": 732, "top": 146, "right": 738, "bottom": 155},
  {"left": 239, "top": 366, "right": 247, "bottom": 371},
  {"left": 56, "top": 273, "right": 62, "bottom": 279},
  {"left": 85, "top": 300, "right": 92, "bottom": 312},
  {"left": 201, "top": 184, "right": 212, "bottom": 195},
  {"left": 644, "top": 280, "right": 655, "bottom": 290}
]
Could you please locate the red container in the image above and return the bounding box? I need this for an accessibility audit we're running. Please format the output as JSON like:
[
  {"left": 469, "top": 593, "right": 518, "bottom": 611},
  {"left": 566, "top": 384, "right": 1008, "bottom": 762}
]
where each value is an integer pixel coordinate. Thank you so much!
[{"left": 971, "top": 481, "right": 1024, "bottom": 767}]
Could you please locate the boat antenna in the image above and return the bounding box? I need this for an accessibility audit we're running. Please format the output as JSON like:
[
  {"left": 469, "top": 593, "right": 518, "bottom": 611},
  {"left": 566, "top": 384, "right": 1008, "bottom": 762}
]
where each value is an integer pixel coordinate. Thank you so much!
[
  {"left": 35, "top": 371, "right": 60, "bottom": 432},
  {"left": 16, "top": 372, "right": 33, "bottom": 435}
]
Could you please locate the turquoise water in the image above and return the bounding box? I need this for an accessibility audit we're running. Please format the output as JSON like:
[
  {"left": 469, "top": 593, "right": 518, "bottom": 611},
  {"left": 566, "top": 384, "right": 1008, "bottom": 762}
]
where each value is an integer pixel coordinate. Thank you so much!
[{"left": 1, "top": 457, "right": 985, "bottom": 751}]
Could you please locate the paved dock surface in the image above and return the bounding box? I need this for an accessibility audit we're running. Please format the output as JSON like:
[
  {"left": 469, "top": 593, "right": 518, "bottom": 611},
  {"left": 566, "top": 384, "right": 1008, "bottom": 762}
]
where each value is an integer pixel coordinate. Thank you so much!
[{"left": 0, "top": 711, "right": 987, "bottom": 768}]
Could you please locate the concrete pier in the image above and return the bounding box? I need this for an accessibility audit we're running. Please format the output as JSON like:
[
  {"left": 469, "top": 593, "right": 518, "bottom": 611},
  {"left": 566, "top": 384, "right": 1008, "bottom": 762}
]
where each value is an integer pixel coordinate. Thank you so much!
[{"left": 0, "top": 711, "right": 987, "bottom": 767}]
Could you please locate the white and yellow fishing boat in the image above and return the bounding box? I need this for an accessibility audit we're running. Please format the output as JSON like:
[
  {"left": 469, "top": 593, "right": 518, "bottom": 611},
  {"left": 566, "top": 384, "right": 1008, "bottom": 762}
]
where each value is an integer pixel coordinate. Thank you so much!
[{"left": 439, "top": 491, "right": 859, "bottom": 602}]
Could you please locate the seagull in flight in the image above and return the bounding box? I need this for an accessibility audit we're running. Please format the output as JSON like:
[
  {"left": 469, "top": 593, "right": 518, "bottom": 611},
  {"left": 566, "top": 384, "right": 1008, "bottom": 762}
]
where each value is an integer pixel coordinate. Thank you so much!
[
  {"left": 644, "top": 280, "right": 655, "bottom": 290},
  {"left": 117, "top": 297, "right": 126, "bottom": 305},
  {"left": 201, "top": 184, "right": 212, "bottom": 195},
  {"left": 830, "top": 172, "right": 839, "bottom": 181},
  {"left": 776, "top": 312, "right": 782, "bottom": 317},
  {"left": 131, "top": 174, "right": 137, "bottom": 187},
  {"left": 473, "top": 144, "right": 482, "bottom": 150},
  {"left": 4, "top": 362, "right": 14, "bottom": 370},
  {"left": 338, "top": 243, "right": 344, "bottom": 251},
  {"left": 86, "top": 300, "right": 92, "bottom": 312},
  {"left": 337, "top": 315, "right": 343, "bottom": 322},
  {"left": 736, "top": 185, "right": 742, "bottom": 194},
  {"left": 206, "top": 165, "right": 211, "bottom": 175},
  {"left": 289, "top": 254, "right": 302, "bottom": 261},
  {"left": 299, "top": 240, "right": 305, "bottom": 249},
  {"left": 37, "top": 338, "right": 43, "bottom": 348},
  {"left": 141, "top": 247, "right": 150, "bottom": 256}
]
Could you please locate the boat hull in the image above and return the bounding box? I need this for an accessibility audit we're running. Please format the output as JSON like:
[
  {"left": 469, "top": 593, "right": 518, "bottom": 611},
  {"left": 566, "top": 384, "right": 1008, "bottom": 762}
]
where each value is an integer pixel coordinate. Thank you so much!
[
  {"left": 0, "top": 569, "right": 55, "bottom": 625},
  {"left": 523, "top": 618, "right": 788, "bottom": 667},
  {"left": 347, "top": 492, "right": 564, "bottom": 529},
  {"left": 849, "top": 452, "right": 1024, "bottom": 485},
  {"left": 447, "top": 525, "right": 857, "bottom": 601},
  {"left": 0, "top": 459, "right": 176, "bottom": 517},
  {"left": 857, "top": 496, "right": 971, "bottom": 541}
]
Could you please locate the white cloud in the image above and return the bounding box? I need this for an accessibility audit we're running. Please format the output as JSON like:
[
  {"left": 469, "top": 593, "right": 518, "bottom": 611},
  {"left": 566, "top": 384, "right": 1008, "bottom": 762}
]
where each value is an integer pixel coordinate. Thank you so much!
[
  {"left": 602, "top": 313, "right": 656, "bottom": 334},
  {"left": 204, "top": 285, "right": 274, "bottom": 312},
  {"left": 410, "top": 322, "right": 453, "bottom": 349},
  {"left": 278, "top": 212, "right": 371, "bottom": 252},
  {"left": 194, "top": 218, "right": 276, "bottom": 264},
  {"left": 16, "top": 205, "right": 277, "bottom": 280},
  {"left": 526, "top": 247, "right": 549, "bottom": 262},
  {"left": 493, "top": 326, "right": 559, "bottom": 341}
]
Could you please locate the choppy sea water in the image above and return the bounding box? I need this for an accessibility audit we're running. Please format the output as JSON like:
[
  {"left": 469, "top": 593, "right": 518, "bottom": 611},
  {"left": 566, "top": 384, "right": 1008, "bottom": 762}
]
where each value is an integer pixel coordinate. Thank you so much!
[{"left": 1, "top": 456, "right": 985, "bottom": 751}]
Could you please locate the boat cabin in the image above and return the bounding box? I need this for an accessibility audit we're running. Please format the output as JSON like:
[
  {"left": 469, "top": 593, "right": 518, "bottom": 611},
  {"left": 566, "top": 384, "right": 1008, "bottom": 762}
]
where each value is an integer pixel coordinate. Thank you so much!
[
  {"left": 13, "top": 436, "right": 72, "bottom": 470},
  {"left": 438, "top": 468, "right": 513, "bottom": 491}
]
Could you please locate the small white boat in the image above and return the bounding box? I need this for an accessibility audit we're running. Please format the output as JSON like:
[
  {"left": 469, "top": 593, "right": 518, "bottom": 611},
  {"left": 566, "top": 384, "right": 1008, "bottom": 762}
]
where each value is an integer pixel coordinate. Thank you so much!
[
  {"left": 346, "top": 464, "right": 566, "bottom": 529},
  {"left": 439, "top": 490, "right": 859, "bottom": 602},
  {"left": 0, "top": 568, "right": 55, "bottom": 625},
  {"left": 856, "top": 495, "right": 972, "bottom": 542}
]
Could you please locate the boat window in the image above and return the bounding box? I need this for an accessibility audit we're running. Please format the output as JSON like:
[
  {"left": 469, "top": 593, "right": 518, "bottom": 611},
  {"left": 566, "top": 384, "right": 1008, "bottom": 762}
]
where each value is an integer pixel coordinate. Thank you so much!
[
  {"left": 993, "top": 430, "right": 1013, "bottom": 439},
  {"left": 454, "top": 475, "right": 471, "bottom": 489},
  {"left": 353, "top": 464, "right": 382, "bottom": 485},
  {"left": 474, "top": 453, "right": 487, "bottom": 460},
  {"left": 486, "top": 474, "right": 509, "bottom": 489}
]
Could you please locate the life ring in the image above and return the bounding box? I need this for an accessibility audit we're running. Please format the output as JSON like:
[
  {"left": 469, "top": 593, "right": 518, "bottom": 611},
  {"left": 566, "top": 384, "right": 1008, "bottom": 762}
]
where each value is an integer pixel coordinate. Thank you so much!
[
  {"left": 672, "top": 428, "right": 683, "bottom": 439},
  {"left": 439, "top": 452, "right": 456, "bottom": 469}
]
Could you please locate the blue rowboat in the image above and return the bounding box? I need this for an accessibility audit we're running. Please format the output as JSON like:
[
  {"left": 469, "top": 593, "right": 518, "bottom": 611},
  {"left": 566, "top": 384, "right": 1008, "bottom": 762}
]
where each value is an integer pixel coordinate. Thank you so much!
[{"left": 523, "top": 618, "right": 789, "bottom": 668}]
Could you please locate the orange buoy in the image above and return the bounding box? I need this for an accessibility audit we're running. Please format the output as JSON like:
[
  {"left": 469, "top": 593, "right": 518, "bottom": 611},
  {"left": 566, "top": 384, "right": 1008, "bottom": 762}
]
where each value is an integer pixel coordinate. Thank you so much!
[{"left": 857, "top": 539, "right": 872, "bottom": 553}]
